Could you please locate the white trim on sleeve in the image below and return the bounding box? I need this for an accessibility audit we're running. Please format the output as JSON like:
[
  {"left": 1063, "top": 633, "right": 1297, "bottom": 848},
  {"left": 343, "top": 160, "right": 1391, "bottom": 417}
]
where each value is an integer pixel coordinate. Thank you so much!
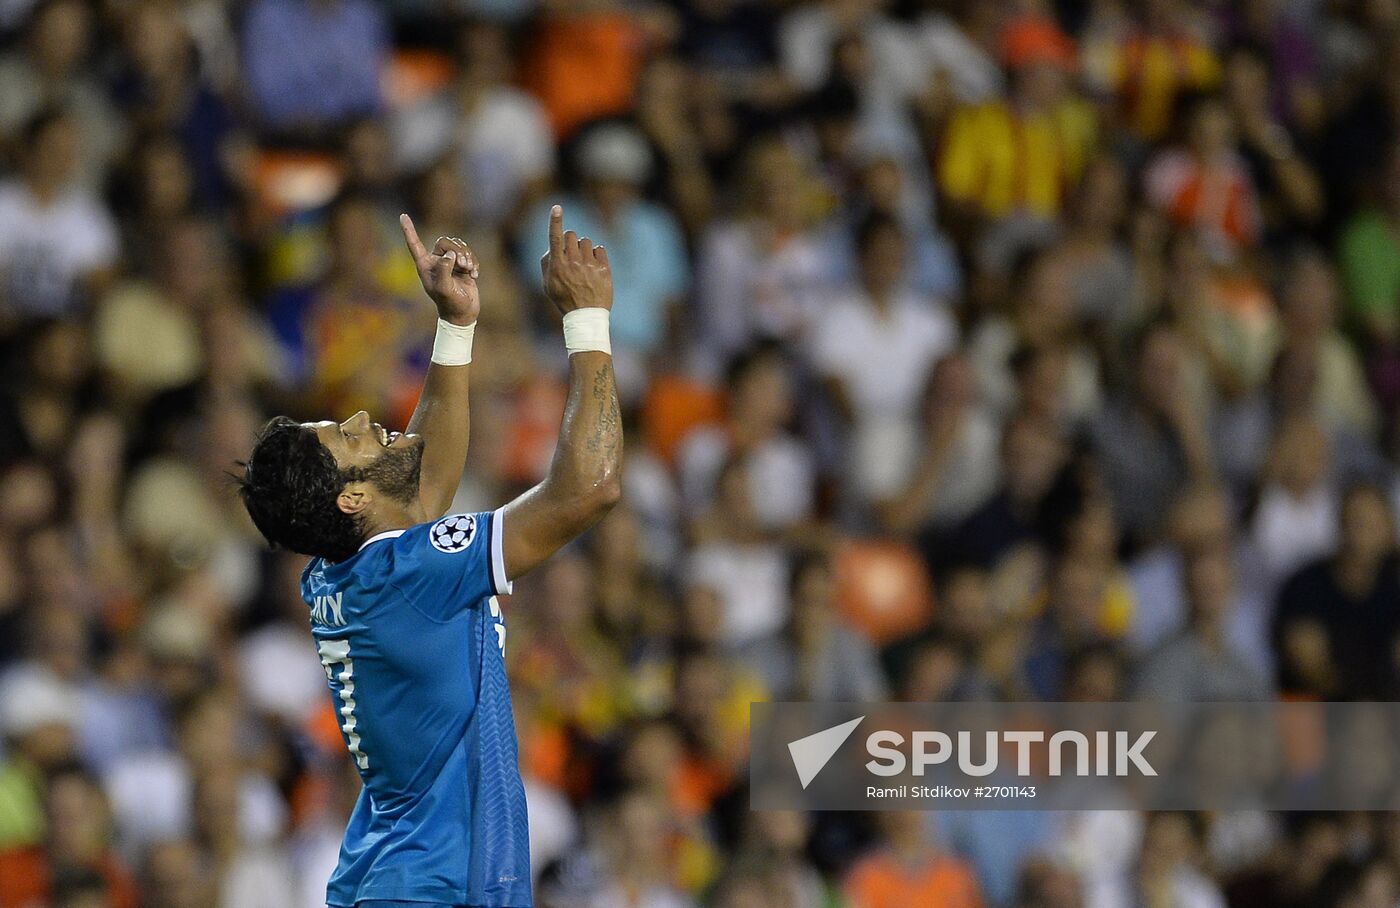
[{"left": 491, "top": 507, "right": 513, "bottom": 595}]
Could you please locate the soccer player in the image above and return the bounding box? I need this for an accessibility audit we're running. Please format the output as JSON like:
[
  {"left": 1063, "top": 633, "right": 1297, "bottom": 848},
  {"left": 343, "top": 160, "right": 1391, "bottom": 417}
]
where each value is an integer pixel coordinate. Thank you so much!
[{"left": 236, "top": 205, "right": 620, "bottom": 908}]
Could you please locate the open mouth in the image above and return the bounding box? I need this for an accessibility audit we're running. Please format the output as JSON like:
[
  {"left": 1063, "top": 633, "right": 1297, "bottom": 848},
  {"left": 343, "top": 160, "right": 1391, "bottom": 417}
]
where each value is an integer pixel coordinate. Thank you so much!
[{"left": 376, "top": 425, "right": 400, "bottom": 447}]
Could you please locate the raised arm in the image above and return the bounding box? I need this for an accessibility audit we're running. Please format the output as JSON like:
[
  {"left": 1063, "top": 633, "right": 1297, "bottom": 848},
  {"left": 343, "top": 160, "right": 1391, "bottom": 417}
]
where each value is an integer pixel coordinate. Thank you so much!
[
  {"left": 501, "top": 206, "right": 623, "bottom": 579},
  {"left": 400, "top": 214, "right": 481, "bottom": 519}
]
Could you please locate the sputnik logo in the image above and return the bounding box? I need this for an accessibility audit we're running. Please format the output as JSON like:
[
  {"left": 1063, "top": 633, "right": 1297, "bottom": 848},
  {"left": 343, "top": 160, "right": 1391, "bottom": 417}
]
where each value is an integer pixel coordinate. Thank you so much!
[{"left": 787, "top": 716, "right": 865, "bottom": 789}]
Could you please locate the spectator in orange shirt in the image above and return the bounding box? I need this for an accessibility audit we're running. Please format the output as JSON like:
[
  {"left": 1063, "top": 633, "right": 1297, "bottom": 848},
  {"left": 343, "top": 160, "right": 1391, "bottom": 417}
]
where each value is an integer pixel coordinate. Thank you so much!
[
  {"left": 844, "top": 810, "right": 985, "bottom": 908},
  {"left": 521, "top": 0, "right": 673, "bottom": 138}
]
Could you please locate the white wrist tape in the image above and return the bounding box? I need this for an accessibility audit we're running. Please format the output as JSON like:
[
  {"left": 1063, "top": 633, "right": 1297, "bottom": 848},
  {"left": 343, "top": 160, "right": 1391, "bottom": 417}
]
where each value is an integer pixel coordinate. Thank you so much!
[
  {"left": 562, "top": 308, "right": 611, "bottom": 356},
  {"left": 431, "top": 319, "right": 475, "bottom": 365}
]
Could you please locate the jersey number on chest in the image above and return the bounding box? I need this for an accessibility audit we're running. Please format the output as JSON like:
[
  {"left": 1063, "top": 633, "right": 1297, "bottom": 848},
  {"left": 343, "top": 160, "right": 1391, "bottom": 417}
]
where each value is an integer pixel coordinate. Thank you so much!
[{"left": 315, "top": 601, "right": 506, "bottom": 771}]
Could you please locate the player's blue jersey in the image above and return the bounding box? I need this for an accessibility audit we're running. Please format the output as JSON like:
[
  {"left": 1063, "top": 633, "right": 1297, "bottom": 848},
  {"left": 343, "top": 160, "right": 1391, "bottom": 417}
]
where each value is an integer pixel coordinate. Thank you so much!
[{"left": 300, "top": 508, "right": 532, "bottom": 908}]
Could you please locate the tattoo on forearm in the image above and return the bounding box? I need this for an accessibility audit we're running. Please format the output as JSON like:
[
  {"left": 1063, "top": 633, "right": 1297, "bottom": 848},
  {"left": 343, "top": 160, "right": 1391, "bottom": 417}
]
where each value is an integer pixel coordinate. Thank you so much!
[{"left": 585, "top": 361, "right": 621, "bottom": 461}]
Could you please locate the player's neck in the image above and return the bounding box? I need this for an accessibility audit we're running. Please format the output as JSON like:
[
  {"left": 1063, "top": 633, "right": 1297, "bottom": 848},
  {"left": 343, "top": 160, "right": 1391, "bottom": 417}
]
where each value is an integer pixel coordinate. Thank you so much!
[{"left": 359, "top": 498, "right": 427, "bottom": 544}]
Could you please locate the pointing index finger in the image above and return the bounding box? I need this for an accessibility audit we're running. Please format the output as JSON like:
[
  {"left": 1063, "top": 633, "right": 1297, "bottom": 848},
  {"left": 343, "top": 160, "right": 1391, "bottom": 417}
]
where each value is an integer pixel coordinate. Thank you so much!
[
  {"left": 400, "top": 214, "right": 430, "bottom": 268},
  {"left": 548, "top": 205, "right": 563, "bottom": 257}
]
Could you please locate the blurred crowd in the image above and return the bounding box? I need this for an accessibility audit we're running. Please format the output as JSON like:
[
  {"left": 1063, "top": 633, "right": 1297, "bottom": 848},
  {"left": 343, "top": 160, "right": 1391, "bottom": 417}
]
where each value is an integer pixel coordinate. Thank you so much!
[{"left": 6, "top": 0, "right": 1400, "bottom": 905}]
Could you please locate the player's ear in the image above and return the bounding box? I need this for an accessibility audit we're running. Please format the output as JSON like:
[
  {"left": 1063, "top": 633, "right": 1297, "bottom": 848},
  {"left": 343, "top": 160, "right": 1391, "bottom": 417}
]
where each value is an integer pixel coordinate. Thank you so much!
[{"left": 337, "top": 483, "right": 371, "bottom": 516}]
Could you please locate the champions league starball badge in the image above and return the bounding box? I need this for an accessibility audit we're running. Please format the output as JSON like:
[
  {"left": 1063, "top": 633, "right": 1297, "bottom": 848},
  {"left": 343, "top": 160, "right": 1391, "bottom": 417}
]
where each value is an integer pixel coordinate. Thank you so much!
[{"left": 430, "top": 514, "right": 478, "bottom": 554}]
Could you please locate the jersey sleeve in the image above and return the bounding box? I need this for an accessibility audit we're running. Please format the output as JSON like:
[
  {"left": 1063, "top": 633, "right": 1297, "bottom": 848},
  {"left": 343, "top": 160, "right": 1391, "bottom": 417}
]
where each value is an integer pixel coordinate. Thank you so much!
[{"left": 395, "top": 508, "right": 513, "bottom": 620}]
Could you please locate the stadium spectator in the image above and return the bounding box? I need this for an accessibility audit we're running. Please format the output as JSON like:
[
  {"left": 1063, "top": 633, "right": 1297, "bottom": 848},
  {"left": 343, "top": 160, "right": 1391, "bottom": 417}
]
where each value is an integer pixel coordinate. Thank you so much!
[
  {"left": 1080, "top": 0, "right": 1221, "bottom": 143},
  {"left": 241, "top": 0, "right": 388, "bottom": 135},
  {"left": 1091, "top": 320, "right": 1218, "bottom": 546},
  {"left": 520, "top": 0, "right": 655, "bottom": 138},
  {"left": 1249, "top": 416, "right": 1338, "bottom": 587},
  {"left": 808, "top": 211, "right": 958, "bottom": 503},
  {"left": 968, "top": 245, "right": 1102, "bottom": 424},
  {"left": 0, "top": 0, "right": 121, "bottom": 187},
  {"left": 1275, "top": 249, "right": 1378, "bottom": 439},
  {"left": 1134, "top": 547, "right": 1271, "bottom": 701},
  {"left": 517, "top": 122, "right": 690, "bottom": 393},
  {"left": 1340, "top": 141, "right": 1400, "bottom": 410},
  {"left": 268, "top": 193, "right": 430, "bottom": 424},
  {"left": 1021, "top": 552, "right": 1126, "bottom": 700},
  {"left": 685, "top": 457, "right": 793, "bottom": 647},
  {"left": 395, "top": 19, "right": 554, "bottom": 226},
  {"left": 934, "top": 808, "right": 1062, "bottom": 907},
  {"left": 1089, "top": 811, "right": 1227, "bottom": 908},
  {"left": 843, "top": 810, "right": 984, "bottom": 908},
  {"left": 913, "top": 0, "right": 1005, "bottom": 106},
  {"left": 726, "top": 810, "right": 835, "bottom": 907},
  {"left": 762, "top": 549, "right": 886, "bottom": 701},
  {"left": 1273, "top": 483, "right": 1400, "bottom": 699},
  {"left": 1055, "top": 155, "right": 1141, "bottom": 338},
  {"left": 1145, "top": 95, "right": 1263, "bottom": 254},
  {"left": 1221, "top": 43, "right": 1324, "bottom": 238},
  {"left": 935, "top": 412, "right": 1066, "bottom": 571},
  {"left": 114, "top": 2, "right": 236, "bottom": 208},
  {"left": 0, "top": 766, "right": 140, "bottom": 906},
  {"left": 695, "top": 140, "right": 828, "bottom": 364},
  {"left": 676, "top": 342, "right": 814, "bottom": 530},
  {"left": 777, "top": 0, "right": 925, "bottom": 132},
  {"left": 590, "top": 788, "right": 698, "bottom": 908},
  {"left": 879, "top": 350, "right": 1001, "bottom": 534},
  {"left": 938, "top": 14, "right": 1093, "bottom": 229},
  {"left": 0, "top": 106, "right": 117, "bottom": 318},
  {"left": 840, "top": 154, "right": 962, "bottom": 298}
]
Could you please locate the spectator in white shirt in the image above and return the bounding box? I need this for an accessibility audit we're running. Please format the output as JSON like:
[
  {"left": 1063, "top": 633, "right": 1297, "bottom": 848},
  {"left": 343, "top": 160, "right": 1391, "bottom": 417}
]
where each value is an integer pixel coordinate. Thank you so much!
[
  {"left": 695, "top": 140, "right": 829, "bottom": 366},
  {"left": 808, "top": 212, "right": 958, "bottom": 503},
  {"left": 0, "top": 106, "right": 118, "bottom": 318},
  {"left": 677, "top": 342, "right": 815, "bottom": 531},
  {"left": 878, "top": 351, "right": 1001, "bottom": 533},
  {"left": 686, "top": 457, "right": 792, "bottom": 647},
  {"left": 1250, "top": 416, "right": 1338, "bottom": 590}
]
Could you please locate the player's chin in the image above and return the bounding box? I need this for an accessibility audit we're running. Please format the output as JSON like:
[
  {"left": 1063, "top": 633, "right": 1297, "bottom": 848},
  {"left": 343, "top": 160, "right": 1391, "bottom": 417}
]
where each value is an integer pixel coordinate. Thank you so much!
[{"left": 395, "top": 432, "right": 424, "bottom": 450}]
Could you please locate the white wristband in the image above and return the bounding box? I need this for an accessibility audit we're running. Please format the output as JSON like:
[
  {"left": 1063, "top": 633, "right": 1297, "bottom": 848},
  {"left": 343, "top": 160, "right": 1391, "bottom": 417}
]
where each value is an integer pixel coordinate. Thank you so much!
[
  {"left": 431, "top": 319, "right": 475, "bottom": 365},
  {"left": 562, "top": 308, "right": 611, "bottom": 356}
]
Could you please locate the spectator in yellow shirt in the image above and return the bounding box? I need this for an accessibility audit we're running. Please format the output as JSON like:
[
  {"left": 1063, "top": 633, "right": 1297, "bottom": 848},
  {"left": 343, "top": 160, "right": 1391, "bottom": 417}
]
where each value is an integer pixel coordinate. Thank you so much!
[
  {"left": 1081, "top": 0, "right": 1222, "bottom": 142},
  {"left": 938, "top": 16, "right": 1096, "bottom": 228}
]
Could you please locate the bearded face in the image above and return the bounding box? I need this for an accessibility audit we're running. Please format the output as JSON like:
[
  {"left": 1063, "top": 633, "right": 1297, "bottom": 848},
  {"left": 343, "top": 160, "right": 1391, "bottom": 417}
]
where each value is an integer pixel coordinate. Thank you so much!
[{"left": 342, "top": 439, "right": 424, "bottom": 506}]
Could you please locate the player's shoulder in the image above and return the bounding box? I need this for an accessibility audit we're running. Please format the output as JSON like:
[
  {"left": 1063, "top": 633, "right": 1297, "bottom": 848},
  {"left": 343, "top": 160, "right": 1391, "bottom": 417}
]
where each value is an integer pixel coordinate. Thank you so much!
[
  {"left": 389, "top": 509, "right": 513, "bottom": 601},
  {"left": 397, "top": 510, "right": 508, "bottom": 582},
  {"left": 401, "top": 511, "right": 488, "bottom": 556}
]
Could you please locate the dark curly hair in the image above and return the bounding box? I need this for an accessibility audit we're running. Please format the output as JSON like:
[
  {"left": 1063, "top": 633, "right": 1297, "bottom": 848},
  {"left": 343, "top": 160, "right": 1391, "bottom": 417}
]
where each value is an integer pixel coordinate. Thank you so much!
[{"left": 236, "top": 416, "right": 364, "bottom": 563}]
